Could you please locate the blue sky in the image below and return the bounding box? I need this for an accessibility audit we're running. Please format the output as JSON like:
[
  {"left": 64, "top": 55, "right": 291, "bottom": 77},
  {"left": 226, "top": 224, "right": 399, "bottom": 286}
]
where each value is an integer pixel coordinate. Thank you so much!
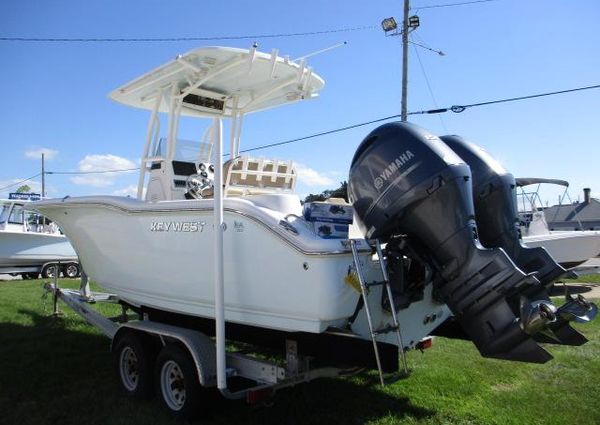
[{"left": 1, "top": 0, "right": 598, "bottom": 205}]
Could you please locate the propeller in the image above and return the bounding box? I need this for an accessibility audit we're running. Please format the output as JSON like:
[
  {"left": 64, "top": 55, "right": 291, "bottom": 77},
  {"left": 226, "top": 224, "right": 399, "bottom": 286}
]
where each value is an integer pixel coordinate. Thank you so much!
[
  {"left": 558, "top": 293, "right": 598, "bottom": 324},
  {"left": 519, "top": 297, "right": 557, "bottom": 336},
  {"left": 530, "top": 285, "right": 598, "bottom": 346}
]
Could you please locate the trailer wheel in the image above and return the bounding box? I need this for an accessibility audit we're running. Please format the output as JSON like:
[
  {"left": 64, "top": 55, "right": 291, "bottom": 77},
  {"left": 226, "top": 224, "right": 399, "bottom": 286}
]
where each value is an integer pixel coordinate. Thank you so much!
[
  {"left": 113, "top": 333, "right": 154, "bottom": 399},
  {"left": 22, "top": 272, "right": 39, "bottom": 280},
  {"left": 41, "top": 264, "right": 59, "bottom": 279},
  {"left": 63, "top": 263, "right": 80, "bottom": 278},
  {"left": 155, "top": 344, "right": 202, "bottom": 419}
]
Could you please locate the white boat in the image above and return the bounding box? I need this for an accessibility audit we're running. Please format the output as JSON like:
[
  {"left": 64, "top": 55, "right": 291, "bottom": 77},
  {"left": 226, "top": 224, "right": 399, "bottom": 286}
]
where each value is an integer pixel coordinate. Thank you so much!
[
  {"left": 31, "top": 46, "right": 437, "bottom": 341},
  {"left": 31, "top": 46, "right": 596, "bottom": 370},
  {"left": 0, "top": 199, "right": 78, "bottom": 277},
  {"left": 517, "top": 178, "right": 600, "bottom": 268}
]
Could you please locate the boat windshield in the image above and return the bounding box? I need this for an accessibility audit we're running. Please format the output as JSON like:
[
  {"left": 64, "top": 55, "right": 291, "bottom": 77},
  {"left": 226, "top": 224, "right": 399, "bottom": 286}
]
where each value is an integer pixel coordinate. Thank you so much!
[
  {"left": 0, "top": 204, "right": 10, "bottom": 224},
  {"left": 153, "top": 137, "right": 212, "bottom": 163},
  {"left": 8, "top": 204, "right": 24, "bottom": 224}
]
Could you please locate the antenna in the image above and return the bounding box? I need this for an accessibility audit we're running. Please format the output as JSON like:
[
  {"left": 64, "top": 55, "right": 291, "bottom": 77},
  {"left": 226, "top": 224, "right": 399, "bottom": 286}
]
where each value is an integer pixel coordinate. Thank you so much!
[
  {"left": 293, "top": 41, "right": 348, "bottom": 62},
  {"left": 41, "top": 153, "right": 45, "bottom": 199}
]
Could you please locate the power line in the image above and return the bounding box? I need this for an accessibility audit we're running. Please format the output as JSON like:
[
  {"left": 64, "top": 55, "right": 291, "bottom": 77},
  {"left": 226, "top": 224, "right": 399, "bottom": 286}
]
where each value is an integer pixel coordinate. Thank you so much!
[
  {"left": 409, "top": 39, "right": 444, "bottom": 56},
  {"left": 243, "top": 83, "right": 600, "bottom": 152},
  {"left": 408, "top": 83, "right": 600, "bottom": 115},
  {"left": 239, "top": 115, "right": 402, "bottom": 154},
  {"left": 411, "top": 41, "right": 448, "bottom": 132},
  {"left": 47, "top": 168, "right": 140, "bottom": 175},
  {"left": 0, "top": 25, "right": 376, "bottom": 43},
  {"left": 413, "top": 0, "right": 498, "bottom": 10},
  {"left": 9, "top": 83, "right": 597, "bottom": 181},
  {"left": 0, "top": 173, "right": 42, "bottom": 192}
]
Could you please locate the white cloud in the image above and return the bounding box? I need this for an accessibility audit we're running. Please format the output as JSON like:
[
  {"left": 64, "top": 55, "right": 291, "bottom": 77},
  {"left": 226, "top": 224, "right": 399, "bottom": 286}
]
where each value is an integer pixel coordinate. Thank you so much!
[
  {"left": 296, "top": 164, "right": 336, "bottom": 187},
  {"left": 24, "top": 147, "right": 59, "bottom": 160},
  {"left": 112, "top": 185, "right": 140, "bottom": 198},
  {"left": 71, "top": 154, "right": 137, "bottom": 187}
]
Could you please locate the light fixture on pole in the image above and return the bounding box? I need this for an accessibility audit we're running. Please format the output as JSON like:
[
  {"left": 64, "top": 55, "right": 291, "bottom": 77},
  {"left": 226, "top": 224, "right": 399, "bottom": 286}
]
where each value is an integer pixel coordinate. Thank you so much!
[
  {"left": 381, "top": 17, "right": 399, "bottom": 35},
  {"left": 381, "top": 1, "right": 444, "bottom": 121},
  {"left": 408, "top": 15, "right": 420, "bottom": 29}
]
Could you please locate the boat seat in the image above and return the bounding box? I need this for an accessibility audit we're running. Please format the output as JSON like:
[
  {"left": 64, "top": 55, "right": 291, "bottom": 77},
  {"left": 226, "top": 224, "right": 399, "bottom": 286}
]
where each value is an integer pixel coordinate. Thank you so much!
[{"left": 223, "top": 156, "right": 296, "bottom": 196}]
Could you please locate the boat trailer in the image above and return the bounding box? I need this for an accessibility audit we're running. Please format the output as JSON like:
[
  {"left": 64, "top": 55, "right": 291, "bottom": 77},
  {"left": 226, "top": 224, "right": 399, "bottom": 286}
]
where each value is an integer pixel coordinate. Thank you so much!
[{"left": 43, "top": 279, "right": 375, "bottom": 417}]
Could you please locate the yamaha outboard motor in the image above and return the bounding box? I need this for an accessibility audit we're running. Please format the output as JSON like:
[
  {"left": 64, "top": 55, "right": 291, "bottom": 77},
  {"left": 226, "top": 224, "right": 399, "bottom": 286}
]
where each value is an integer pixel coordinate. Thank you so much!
[
  {"left": 348, "top": 122, "right": 555, "bottom": 363},
  {"left": 440, "top": 135, "right": 595, "bottom": 346},
  {"left": 439, "top": 136, "right": 565, "bottom": 285}
]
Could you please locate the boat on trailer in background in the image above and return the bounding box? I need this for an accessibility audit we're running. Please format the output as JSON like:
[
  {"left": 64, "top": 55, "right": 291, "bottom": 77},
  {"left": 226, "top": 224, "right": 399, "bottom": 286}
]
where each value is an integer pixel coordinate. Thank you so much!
[
  {"left": 0, "top": 198, "right": 80, "bottom": 279},
  {"left": 516, "top": 177, "right": 600, "bottom": 268},
  {"left": 32, "top": 46, "right": 597, "bottom": 418}
]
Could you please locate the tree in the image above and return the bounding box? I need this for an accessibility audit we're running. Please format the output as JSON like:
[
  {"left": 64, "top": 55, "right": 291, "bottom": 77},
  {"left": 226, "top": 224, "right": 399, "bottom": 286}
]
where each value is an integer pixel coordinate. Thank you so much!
[
  {"left": 303, "top": 181, "right": 348, "bottom": 204},
  {"left": 16, "top": 185, "right": 31, "bottom": 193}
]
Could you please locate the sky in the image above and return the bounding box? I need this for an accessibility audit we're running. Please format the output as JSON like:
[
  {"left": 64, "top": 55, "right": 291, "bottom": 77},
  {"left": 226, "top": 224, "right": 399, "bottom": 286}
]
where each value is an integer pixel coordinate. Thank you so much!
[{"left": 0, "top": 0, "right": 599, "bottom": 205}]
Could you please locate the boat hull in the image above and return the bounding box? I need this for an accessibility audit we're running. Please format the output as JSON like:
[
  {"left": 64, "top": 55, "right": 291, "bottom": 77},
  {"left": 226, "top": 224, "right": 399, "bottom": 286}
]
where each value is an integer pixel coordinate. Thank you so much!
[
  {"left": 33, "top": 197, "right": 368, "bottom": 333},
  {"left": 523, "top": 231, "right": 600, "bottom": 268},
  {"left": 0, "top": 231, "right": 77, "bottom": 268}
]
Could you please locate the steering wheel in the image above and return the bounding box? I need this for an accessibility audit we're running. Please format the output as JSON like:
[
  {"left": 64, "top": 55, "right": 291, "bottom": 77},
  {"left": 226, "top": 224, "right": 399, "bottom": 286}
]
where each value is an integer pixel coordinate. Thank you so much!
[{"left": 185, "top": 163, "right": 215, "bottom": 199}]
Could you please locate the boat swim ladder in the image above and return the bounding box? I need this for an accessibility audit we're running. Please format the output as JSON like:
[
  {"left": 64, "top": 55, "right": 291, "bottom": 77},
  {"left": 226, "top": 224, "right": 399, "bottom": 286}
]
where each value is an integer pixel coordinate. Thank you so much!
[{"left": 350, "top": 239, "right": 409, "bottom": 385}]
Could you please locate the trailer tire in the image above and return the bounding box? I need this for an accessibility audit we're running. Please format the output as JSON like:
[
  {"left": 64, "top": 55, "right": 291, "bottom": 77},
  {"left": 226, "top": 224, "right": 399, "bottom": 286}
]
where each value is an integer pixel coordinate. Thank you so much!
[
  {"left": 113, "top": 333, "right": 154, "bottom": 399},
  {"left": 63, "top": 263, "right": 80, "bottom": 278},
  {"left": 41, "top": 264, "right": 59, "bottom": 279},
  {"left": 155, "top": 344, "right": 203, "bottom": 419}
]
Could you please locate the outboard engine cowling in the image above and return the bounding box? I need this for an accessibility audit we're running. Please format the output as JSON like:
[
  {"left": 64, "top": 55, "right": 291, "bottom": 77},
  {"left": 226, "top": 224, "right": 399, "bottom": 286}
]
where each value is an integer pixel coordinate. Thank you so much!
[
  {"left": 440, "top": 135, "right": 590, "bottom": 346},
  {"left": 439, "top": 135, "right": 566, "bottom": 286},
  {"left": 348, "top": 122, "right": 552, "bottom": 363}
]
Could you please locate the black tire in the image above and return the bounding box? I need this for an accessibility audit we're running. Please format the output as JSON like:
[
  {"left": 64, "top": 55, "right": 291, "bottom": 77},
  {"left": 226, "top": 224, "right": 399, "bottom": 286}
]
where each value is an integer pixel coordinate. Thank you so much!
[
  {"left": 21, "top": 272, "right": 39, "bottom": 280},
  {"left": 62, "top": 263, "right": 80, "bottom": 278},
  {"left": 41, "top": 264, "right": 59, "bottom": 279},
  {"left": 112, "top": 332, "right": 154, "bottom": 399},
  {"left": 155, "top": 344, "right": 203, "bottom": 419}
]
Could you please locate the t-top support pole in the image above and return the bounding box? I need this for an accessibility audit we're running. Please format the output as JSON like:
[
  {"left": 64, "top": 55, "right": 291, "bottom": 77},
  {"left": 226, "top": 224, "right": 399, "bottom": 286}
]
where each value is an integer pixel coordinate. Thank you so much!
[{"left": 212, "top": 116, "right": 227, "bottom": 391}]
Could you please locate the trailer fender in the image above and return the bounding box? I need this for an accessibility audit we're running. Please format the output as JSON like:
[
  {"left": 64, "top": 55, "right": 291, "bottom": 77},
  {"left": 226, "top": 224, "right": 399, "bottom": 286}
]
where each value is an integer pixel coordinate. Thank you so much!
[{"left": 112, "top": 321, "right": 217, "bottom": 387}]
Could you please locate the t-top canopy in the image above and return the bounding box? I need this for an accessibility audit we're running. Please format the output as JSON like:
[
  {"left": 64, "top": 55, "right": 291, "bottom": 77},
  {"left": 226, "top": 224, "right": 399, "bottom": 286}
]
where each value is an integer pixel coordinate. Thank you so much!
[
  {"left": 515, "top": 178, "right": 569, "bottom": 188},
  {"left": 109, "top": 46, "right": 325, "bottom": 118}
]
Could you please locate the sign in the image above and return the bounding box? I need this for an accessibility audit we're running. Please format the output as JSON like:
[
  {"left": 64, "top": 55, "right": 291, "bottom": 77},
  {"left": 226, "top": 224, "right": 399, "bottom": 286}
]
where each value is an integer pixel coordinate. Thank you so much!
[{"left": 8, "top": 192, "right": 41, "bottom": 201}]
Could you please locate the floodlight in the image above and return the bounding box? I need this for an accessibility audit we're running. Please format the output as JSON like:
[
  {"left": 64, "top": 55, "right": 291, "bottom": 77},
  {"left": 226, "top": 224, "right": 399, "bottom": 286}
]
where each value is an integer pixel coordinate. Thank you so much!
[
  {"left": 408, "top": 15, "right": 420, "bottom": 28},
  {"left": 381, "top": 17, "right": 398, "bottom": 32}
]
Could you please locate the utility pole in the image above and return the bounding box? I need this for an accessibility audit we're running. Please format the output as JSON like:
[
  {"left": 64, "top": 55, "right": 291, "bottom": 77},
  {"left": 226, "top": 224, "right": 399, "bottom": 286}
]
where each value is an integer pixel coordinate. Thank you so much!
[
  {"left": 41, "top": 153, "right": 45, "bottom": 198},
  {"left": 401, "top": 0, "right": 410, "bottom": 122},
  {"left": 382, "top": 1, "right": 423, "bottom": 121}
]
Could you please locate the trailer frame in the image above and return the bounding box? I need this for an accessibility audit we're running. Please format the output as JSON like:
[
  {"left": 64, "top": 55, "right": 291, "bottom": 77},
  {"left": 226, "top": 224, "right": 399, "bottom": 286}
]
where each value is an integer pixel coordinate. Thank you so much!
[{"left": 43, "top": 282, "right": 359, "bottom": 409}]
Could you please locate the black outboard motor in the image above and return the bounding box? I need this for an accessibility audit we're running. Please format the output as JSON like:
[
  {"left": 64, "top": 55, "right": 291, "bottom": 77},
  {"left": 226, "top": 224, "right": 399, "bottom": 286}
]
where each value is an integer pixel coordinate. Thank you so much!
[
  {"left": 348, "top": 122, "right": 554, "bottom": 363},
  {"left": 440, "top": 135, "right": 591, "bottom": 346},
  {"left": 439, "top": 135, "right": 566, "bottom": 286}
]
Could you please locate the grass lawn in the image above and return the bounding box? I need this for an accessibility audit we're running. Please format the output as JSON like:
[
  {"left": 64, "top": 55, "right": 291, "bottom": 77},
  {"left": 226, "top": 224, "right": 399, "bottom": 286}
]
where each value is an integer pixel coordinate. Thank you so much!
[
  {"left": 560, "top": 273, "right": 600, "bottom": 284},
  {"left": 0, "top": 278, "right": 598, "bottom": 425}
]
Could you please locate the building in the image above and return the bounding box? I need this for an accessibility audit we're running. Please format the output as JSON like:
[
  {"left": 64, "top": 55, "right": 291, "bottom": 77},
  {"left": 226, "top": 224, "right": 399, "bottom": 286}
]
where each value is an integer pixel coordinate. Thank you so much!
[{"left": 546, "top": 188, "right": 600, "bottom": 231}]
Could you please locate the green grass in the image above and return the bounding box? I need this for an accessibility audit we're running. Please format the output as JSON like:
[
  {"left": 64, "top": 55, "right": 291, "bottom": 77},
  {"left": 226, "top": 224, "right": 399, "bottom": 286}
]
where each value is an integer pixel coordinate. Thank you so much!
[
  {"left": 560, "top": 273, "right": 600, "bottom": 284},
  {"left": 1, "top": 278, "right": 599, "bottom": 425}
]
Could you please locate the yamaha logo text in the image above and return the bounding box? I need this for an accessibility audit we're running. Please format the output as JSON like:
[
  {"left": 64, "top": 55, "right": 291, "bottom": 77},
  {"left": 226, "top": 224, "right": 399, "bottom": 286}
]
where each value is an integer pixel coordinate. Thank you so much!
[{"left": 374, "top": 150, "right": 415, "bottom": 190}]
